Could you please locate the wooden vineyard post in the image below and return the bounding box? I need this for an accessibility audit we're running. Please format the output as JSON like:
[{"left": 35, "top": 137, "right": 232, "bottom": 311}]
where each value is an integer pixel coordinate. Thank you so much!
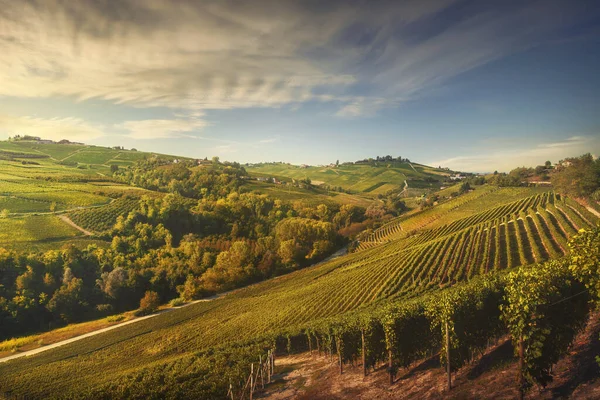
[
  {"left": 388, "top": 348, "right": 394, "bottom": 385},
  {"left": 267, "top": 350, "right": 271, "bottom": 383},
  {"left": 227, "top": 378, "right": 234, "bottom": 400},
  {"left": 260, "top": 355, "right": 264, "bottom": 389},
  {"left": 337, "top": 337, "right": 343, "bottom": 374},
  {"left": 361, "top": 329, "right": 367, "bottom": 377},
  {"left": 518, "top": 336, "right": 524, "bottom": 400},
  {"left": 272, "top": 350, "right": 275, "bottom": 374},
  {"left": 446, "top": 321, "right": 451, "bottom": 391},
  {"left": 308, "top": 333, "right": 312, "bottom": 356},
  {"left": 316, "top": 336, "right": 321, "bottom": 356},
  {"left": 250, "top": 363, "right": 253, "bottom": 400}
]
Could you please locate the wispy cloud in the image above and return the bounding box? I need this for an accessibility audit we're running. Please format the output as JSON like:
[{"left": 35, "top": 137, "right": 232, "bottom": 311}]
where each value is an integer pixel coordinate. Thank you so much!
[
  {"left": 117, "top": 117, "right": 208, "bottom": 140},
  {"left": 0, "top": 0, "right": 592, "bottom": 121},
  {"left": 432, "top": 135, "right": 600, "bottom": 172},
  {"left": 258, "top": 136, "right": 280, "bottom": 144},
  {"left": 0, "top": 114, "right": 105, "bottom": 141}
]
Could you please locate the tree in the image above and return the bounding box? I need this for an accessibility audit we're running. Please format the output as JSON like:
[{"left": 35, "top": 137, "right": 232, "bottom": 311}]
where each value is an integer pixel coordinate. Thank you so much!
[
  {"left": 212, "top": 156, "right": 220, "bottom": 164},
  {"left": 49, "top": 202, "right": 57, "bottom": 212},
  {"left": 459, "top": 182, "right": 471, "bottom": 194},
  {"left": 47, "top": 278, "right": 88, "bottom": 323},
  {"left": 568, "top": 226, "right": 600, "bottom": 302},
  {"left": 545, "top": 160, "right": 552, "bottom": 168},
  {"left": 551, "top": 154, "right": 600, "bottom": 198},
  {"left": 110, "top": 164, "right": 119, "bottom": 174},
  {"left": 335, "top": 160, "right": 339, "bottom": 167},
  {"left": 138, "top": 291, "right": 160, "bottom": 314}
]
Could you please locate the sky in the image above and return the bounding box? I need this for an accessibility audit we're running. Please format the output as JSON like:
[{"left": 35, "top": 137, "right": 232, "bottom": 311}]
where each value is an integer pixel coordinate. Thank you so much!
[{"left": 0, "top": 0, "right": 599, "bottom": 172}]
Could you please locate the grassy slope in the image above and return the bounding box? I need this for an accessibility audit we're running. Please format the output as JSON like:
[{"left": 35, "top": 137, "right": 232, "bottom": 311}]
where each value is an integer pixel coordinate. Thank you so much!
[
  {"left": 0, "top": 141, "right": 172, "bottom": 250},
  {"left": 0, "top": 141, "right": 383, "bottom": 249},
  {"left": 246, "top": 161, "right": 449, "bottom": 195},
  {"left": 2, "top": 185, "right": 597, "bottom": 397}
]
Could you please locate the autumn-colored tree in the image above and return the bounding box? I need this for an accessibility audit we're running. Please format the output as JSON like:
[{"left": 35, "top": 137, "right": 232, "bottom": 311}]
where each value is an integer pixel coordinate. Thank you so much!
[{"left": 139, "top": 291, "right": 160, "bottom": 314}]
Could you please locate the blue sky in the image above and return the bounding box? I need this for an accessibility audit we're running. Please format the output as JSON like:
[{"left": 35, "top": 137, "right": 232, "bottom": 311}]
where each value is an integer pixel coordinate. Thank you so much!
[{"left": 0, "top": 0, "right": 599, "bottom": 172}]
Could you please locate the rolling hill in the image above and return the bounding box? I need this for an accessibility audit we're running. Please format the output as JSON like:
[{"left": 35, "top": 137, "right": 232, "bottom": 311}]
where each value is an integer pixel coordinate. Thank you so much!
[
  {"left": 246, "top": 160, "right": 452, "bottom": 196},
  {"left": 1, "top": 182, "right": 596, "bottom": 398}
]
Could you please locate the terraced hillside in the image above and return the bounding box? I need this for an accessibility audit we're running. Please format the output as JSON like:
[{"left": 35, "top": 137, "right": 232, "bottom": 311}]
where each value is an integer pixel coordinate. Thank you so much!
[
  {"left": 0, "top": 141, "right": 168, "bottom": 249},
  {"left": 1, "top": 185, "right": 596, "bottom": 398},
  {"left": 246, "top": 161, "right": 449, "bottom": 195},
  {"left": 357, "top": 186, "right": 550, "bottom": 250}
]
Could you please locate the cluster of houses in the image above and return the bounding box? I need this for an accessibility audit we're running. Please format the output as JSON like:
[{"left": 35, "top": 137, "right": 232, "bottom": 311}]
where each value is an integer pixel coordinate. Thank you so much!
[
  {"left": 449, "top": 173, "right": 467, "bottom": 181},
  {"left": 256, "top": 176, "right": 285, "bottom": 185}
]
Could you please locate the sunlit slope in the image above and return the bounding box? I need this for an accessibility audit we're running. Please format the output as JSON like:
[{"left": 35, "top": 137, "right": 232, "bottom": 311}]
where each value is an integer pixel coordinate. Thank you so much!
[
  {"left": 357, "top": 186, "right": 551, "bottom": 249},
  {"left": 0, "top": 140, "right": 169, "bottom": 249},
  {"left": 0, "top": 187, "right": 597, "bottom": 397},
  {"left": 246, "top": 161, "right": 449, "bottom": 194}
]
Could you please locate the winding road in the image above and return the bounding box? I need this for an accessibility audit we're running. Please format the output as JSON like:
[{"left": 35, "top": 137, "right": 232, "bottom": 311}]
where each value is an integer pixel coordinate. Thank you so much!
[
  {"left": 58, "top": 214, "right": 94, "bottom": 236},
  {"left": 0, "top": 297, "right": 216, "bottom": 364},
  {"left": 0, "top": 246, "right": 351, "bottom": 364}
]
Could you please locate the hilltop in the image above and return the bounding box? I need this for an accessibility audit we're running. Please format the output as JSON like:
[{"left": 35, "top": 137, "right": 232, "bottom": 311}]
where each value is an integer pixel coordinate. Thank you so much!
[{"left": 246, "top": 158, "right": 458, "bottom": 198}]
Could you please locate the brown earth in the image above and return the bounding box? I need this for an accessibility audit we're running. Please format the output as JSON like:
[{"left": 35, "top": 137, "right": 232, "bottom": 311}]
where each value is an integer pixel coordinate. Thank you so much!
[{"left": 259, "top": 313, "right": 600, "bottom": 399}]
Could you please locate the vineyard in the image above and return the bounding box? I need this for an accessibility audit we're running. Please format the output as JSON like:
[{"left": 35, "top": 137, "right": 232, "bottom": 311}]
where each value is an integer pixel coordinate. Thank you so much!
[
  {"left": 0, "top": 183, "right": 597, "bottom": 398},
  {"left": 0, "top": 215, "right": 82, "bottom": 247},
  {"left": 246, "top": 161, "right": 447, "bottom": 195},
  {"left": 0, "top": 142, "right": 174, "bottom": 248},
  {"left": 68, "top": 197, "right": 140, "bottom": 233}
]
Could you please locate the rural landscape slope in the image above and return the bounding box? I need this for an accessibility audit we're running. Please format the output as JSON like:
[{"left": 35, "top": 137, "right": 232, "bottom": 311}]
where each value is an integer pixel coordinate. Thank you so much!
[{"left": 0, "top": 140, "right": 599, "bottom": 399}]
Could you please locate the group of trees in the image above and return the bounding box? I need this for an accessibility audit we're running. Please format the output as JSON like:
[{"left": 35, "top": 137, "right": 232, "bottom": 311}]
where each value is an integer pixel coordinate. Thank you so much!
[
  {"left": 487, "top": 154, "right": 600, "bottom": 195},
  {"left": 354, "top": 155, "right": 411, "bottom": 165},
  {"left": 0, "top": 157, "right": 406, "bottom": 339},
  {"left": 551, "top": 154, "right": 600, "bottom": 199}
]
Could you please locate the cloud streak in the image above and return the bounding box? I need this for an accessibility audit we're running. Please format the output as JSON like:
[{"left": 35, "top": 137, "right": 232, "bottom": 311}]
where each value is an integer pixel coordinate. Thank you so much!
[
  {"left": 0, "top": 114, "right": 105, "bottom": 141},
  {"left": 117, "top": 117, "right": 208, "bottom": 140},
  {"left": 0, "top": 0, "right": 593, "bottom": 121}
]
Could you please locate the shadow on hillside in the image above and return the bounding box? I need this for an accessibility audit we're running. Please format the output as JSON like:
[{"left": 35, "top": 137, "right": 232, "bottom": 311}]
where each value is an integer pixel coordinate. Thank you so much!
[
  {"left": 549, "top": 315, "right": 600, "bottom": 398},
  {"left": 397, "top": 354, "right": 441, "bottom": 381},
  {"left": 466, "top": 339, "right": 515, "bottom": 380}
]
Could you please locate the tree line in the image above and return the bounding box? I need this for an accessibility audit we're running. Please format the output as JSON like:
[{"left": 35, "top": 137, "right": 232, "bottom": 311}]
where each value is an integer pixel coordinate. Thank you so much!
[{"left": 0, "top": 157, "right": 403, "bottom": 340}]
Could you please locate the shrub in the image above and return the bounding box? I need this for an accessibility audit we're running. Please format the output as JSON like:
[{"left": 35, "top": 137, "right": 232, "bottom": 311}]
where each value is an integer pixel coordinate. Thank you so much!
[
  {"left": 137, "top": 291, "right": 160, "bottom": 316},
  {"left": 169, "top": 297, "right": 185, "bottom": 307}
]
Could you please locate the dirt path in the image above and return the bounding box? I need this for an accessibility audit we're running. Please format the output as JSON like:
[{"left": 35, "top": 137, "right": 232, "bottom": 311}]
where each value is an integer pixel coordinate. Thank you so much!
[
  {"left": 399, "top": 180, "right": 409, "bottom": 196},
  {"left": 585, "top": 205, "right": 600, "bottom": 218},
  {"left": 0, "top": 293, "right": 229, "bottom": 364},
  {"left": 58, "top": 214, "right": 94, "bottom": 236}
]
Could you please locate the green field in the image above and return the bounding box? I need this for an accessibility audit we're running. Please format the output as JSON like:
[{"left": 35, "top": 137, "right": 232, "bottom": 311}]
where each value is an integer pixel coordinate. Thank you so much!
[
  {"left": 246, "top": 161, "right": 449, "bottom": 195},
  {"left": 0, "top": 141, "right": 177, "bottom": 248},
  {"left": 1, "top": 184, "right": 596, "bottom": 398},
  {"left": 242, "top": 180, "right": 374, "bottom": 207},
  {"left": 0, "top": 215, "right": 82, "bottom": 246}
]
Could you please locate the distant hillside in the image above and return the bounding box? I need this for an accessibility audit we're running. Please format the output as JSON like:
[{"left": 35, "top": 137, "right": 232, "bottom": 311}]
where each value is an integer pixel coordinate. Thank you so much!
[
  {"left": 2, "top": 184, "right": 596, "bottom": 398},
  {"left": 246, "top": 160, "right": 455, "bottom": 197},
  {"left": 0, "top": 139, "right": 183, "bottom": 170}
]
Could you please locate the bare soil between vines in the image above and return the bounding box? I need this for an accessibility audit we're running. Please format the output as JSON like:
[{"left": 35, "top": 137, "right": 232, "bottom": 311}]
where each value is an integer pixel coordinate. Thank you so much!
[{"left": 260, "top": 313, "right": 600, "bottom": 399}]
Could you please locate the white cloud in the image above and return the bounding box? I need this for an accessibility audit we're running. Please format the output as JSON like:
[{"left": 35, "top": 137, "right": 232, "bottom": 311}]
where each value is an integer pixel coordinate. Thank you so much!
[
  {"left": 432, "top": 135, "right": 600, "bottom": 172},
  {"left": 0, "top": 0, "right": 592, "bottom": 129},
  {"left": 0, "top": 0, "right": 588, "bottom": 118},
  {"left": 259, "top": 136, "right": 280, "bottom": 144},
  {"left": 0, "top": 114, "right": 105, "bottom": 142},
  {"left": 117, "top": 117, "right": 208, "bottom": 140}
]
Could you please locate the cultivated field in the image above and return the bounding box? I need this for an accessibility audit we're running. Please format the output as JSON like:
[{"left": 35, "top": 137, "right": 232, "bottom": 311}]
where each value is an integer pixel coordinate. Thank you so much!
[
  {"left": 1, "top": 185, "right": 595, "bottom": 398},
  {"left": 246, "top": 161, "right": 449, "bottom": 195}
]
